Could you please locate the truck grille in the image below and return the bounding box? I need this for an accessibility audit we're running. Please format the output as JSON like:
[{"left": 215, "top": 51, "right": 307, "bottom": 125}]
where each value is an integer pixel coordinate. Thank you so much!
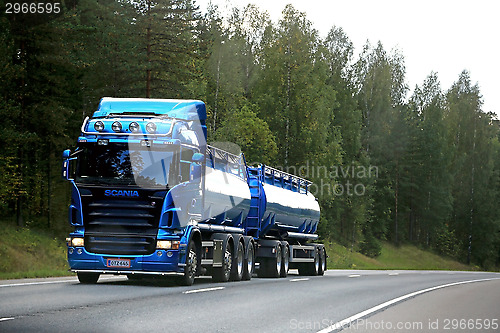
[{"left": 81, "top": 188, "right": 165, "bottom": 255}]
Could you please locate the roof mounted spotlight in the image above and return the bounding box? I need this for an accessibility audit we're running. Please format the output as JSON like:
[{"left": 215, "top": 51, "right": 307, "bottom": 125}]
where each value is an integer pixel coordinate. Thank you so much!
[
  {"left": 112, "top": 121, "right": 122, "bottom": 132},
  {"left": 146, "top": 122, "right": 157, "bottom": 134},
  {"left": 129, "top": 122, "right": 140, "bottom": 133},
  {"left": 94, "top": 121, "right": 104, "bottom": 132}
]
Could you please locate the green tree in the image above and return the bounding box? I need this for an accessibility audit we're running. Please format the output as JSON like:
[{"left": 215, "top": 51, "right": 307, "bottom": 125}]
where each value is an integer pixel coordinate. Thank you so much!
[
  {"left": 253, "top": 5, "right": 340, "bottom": 169},
  {"left": 407, "top": 73, "right": 453, "bottom": 248},
  {"left": 445, "top": 71, "right": 500, "bottom": 265},
  {"left": 136, "top": 0, "right": 200, "bottom": 98},
  {"left": 353, "top": 41, "right": 410, "bottom": 249},
  {"left": 214, "top": 103, "right": 277, "bottom": 164}
]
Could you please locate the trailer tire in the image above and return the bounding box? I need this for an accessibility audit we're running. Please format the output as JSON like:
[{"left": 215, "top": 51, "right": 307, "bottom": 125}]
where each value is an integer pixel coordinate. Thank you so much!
[
  {"left": 280, "top": 243, "right": 289, "bottom": 278},
  {"left": 212, "top": 235, "right": 233, "bottom": 283},
  {"left": 242, "top": 239, "right": 255, "bottom": 281},
  {"left": 318, "top": 247, "right": 327, "bottom": 276},
  {"left": 77, "top": 272, "right": 100, "bottom": 284},
  {"left": 230, "top": 239, "right": 245, "bottom": 281},
  {"left": 179, "top": 240, "right": 198, "bottom": 286},
  {"left": 262, "top": 243, "right": 282, "bottom": 278},
  {"left": 298, "top": 247, "right": 320, "bottom": 276}
]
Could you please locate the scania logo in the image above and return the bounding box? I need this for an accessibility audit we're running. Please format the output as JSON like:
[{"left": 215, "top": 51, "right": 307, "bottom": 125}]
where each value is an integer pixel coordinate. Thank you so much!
[{"left": 104, "top": 190, "right": 139, "bottom": 197}]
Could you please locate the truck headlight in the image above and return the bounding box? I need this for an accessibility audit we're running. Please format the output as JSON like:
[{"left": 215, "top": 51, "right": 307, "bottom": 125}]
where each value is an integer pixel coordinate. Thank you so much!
[
  {"left": 94, "top": 121, "right": 104, "bottom": 131},
  {"left": 156, "top": 240, "right": 180, "bottom": 250},
  {"left": 129, "top": 122, "right": 140, "bottom": 133},
  {"left": 146, "top": 122, "right": 156, "bottom": 134},
  {"left": 71, "top": 237, "right": 84, "bottom": 247},
  {"left": 112, "top": 121, "right": 122, "bottom": 132}
]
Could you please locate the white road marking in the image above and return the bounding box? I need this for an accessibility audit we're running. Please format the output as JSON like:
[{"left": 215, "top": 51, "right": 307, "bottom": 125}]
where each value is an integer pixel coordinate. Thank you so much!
[
  {"left": 0, "top": 317, "right": 15, "bottom": 322},
  {"left": 348, "top": 275, "right": 361, "bottom": 278},
  {"left": 290, "top": 278, "right": 310, "bottom": 282},
  {"left": 388, "top": 273, "right": 399, "bottom": 276},
  {"left": 316, "top": 277, "right": 500, "bottom": 333},
  {"left": 183, "top": 286, "right": 225, "bottom": 294},
  {"left": 0, "top": 280, "right": 76, "bottom": 288},
  {"left": 0, "top": 276, "right": 125, "bottom": 288}
]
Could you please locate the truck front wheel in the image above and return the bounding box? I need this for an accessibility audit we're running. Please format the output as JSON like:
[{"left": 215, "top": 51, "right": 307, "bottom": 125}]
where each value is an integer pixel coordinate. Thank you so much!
[
  {"left": 77, "top": 272, "right": 100, "bottom": 284},
  {"left": 179, "top": 241, "right": 198, "bottom": 286}
]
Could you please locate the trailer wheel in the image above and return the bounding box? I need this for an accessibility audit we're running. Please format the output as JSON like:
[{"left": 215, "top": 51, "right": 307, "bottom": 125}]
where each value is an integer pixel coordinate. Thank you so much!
[
  {"left": 213, "top": 237, "right": 232, "bottom": 283},
  {"left": 318, "top": 247, "right": 327, "bottom": 276},
  {"left": 77, "top": 272, "right": 100, "bottom": 284},
  {"left": 242, "top": 240, "right": 255, "bottom": 280},
  {"left": 179, "top": 240, "right": 198, "bottom": 286},
  {"left": 230, "top": 239, "right": 244, "bottom": 281},
  {"left": 280, "top": 243, "right": 289, "bottom": 278},
  {"left": 262, "top": 244, "right": 282, "bottom": 278},
  {"left": 298, "top": 247, "right": 320, "bottom": 276}
]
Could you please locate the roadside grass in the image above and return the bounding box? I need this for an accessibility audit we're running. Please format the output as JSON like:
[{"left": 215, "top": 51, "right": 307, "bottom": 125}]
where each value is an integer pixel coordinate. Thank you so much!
[
  {"left": 324, "top": 241, "right": 479, "bottom": 271},
  {"left": 0, "top": 222, "right": 73, "bottom": 280},
  {"left": 0, "top": 218, "right": 481, "bottom": 280}
]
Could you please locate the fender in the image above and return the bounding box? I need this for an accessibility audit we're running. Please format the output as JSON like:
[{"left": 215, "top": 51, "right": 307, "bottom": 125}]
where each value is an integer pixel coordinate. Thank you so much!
[{"left": 178, "top": 225, "right": 201, "bottom": 267}]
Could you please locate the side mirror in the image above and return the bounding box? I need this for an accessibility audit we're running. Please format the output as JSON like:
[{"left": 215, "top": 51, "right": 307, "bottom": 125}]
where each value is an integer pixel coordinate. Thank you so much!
[
  {"left": 191, "top": 153, "right": 204, "bottom": 163},
  {"left": 189, "top": 153, "right": 204, "bottom": 183},
  {"left": 62, "top": 149, "right": 72, "bottom": 180}
]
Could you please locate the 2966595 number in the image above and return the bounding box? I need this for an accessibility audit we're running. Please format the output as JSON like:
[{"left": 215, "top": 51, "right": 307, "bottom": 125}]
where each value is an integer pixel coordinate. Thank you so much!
[
  {"left": 5, "top": 2, "right": 61, "bottom": 14},
  {"left": 443, "top": 318, "right": 498, "bottom": 330}
]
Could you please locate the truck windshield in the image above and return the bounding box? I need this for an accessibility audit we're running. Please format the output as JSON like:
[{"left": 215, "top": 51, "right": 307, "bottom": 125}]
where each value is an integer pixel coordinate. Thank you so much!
[{"left": 75, "top": 143, "right": 177, "bottom": 188}]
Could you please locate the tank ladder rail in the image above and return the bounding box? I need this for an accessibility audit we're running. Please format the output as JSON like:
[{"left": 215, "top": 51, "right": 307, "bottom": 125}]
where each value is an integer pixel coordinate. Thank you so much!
[
  {"left": 245, "top": 166, "right": 263, "bottom": 238},
  {"left": 262, "top": 165, "right": 312, "bottom": 194},
  {"left": 206, "top": 145, "right": 246, "bottom": 179}
]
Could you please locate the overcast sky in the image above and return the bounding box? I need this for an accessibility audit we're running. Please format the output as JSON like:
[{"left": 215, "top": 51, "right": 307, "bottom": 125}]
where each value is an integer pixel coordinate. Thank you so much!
[{"left": 196, "top": 0, "right": 499, "bottom": 118}]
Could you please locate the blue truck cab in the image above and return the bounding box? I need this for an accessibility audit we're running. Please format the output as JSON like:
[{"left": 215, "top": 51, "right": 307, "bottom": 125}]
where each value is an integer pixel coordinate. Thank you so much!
[{"left": 63, "top": 98, "right": 326, "bottom": 285}]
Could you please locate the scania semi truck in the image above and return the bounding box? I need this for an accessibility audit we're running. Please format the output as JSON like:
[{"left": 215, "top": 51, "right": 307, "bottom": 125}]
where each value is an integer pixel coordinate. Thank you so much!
[{"left": 62, "top": 98, "right": 326, "bottom": 286}]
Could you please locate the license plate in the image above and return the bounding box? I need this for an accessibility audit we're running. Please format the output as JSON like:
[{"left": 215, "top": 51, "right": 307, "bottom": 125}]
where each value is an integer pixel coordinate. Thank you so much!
[{"left": 106, "top": 258, "right": 131, "bottom": 268}]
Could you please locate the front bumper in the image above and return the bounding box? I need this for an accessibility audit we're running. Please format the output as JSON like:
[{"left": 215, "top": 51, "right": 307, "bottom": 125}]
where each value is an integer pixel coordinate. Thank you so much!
[
  {"left": 67, "top": 246, "right": 185, "bottom": 275},
  {"left": 70, "top": 269, "right": 183, "bottom": 276}
]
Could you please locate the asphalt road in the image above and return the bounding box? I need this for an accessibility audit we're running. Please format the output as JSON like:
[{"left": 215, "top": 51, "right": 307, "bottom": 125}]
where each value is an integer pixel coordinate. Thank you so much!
[{"left": 1, "top": 270, "right": 499, "bottom": 332}]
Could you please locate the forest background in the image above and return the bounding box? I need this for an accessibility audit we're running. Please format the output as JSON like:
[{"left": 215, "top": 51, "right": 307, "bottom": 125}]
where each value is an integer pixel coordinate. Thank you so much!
[{"left": 0, "top": 0, "right": 499, "bottom": 269}]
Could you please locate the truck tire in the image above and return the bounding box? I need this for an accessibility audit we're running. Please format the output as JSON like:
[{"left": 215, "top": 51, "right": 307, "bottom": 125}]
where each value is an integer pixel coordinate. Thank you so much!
[
  {"left": 318, "top": 247, "right": 327, "bottom": 276},
  {"left": 212, "top": 235, "right": 233, "bottom": 283},
  {"left": 280, "top": 242, "right": 289, "bottom": 278},
  {"left": 298, "top": 247, "right": 320, "bottom": 276},
  {"left": 77, "top": 272, "right": 100, "bottom": 284},
  {"left": 230, "top": 238, "right": 245, "bottom": 281},
  {"left": 242, "top": 239, "right": 255, "bottom": 281},
  {"left": 263, "top": 243, "right": 282, "bottom": 278},
  {"left": 179, "top": 240, "right": 198, "bottom": 286}
]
